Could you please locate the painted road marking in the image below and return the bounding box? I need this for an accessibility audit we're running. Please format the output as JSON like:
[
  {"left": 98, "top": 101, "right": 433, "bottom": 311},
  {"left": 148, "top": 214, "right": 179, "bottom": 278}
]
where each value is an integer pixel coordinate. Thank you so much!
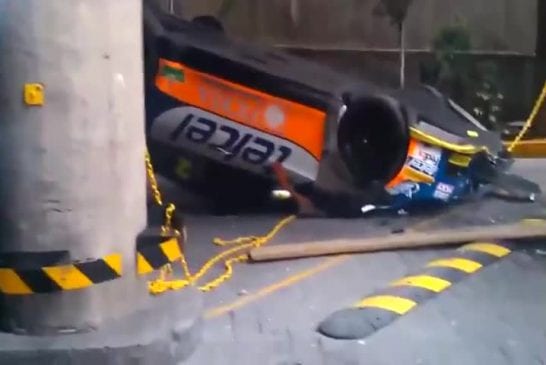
[
  {"left": 204, "top": 255, "right": 347, "bottom": 319},
  {"left": 319, "top": 240, "right": 513, "bottom": 340}
]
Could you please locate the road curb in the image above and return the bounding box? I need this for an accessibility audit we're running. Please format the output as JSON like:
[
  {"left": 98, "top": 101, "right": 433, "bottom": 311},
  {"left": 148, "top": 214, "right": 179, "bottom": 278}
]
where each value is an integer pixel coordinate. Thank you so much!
[
  {"left": 0, "top": 287, "right": 203, "bottom": 365},
  {"left": 505, "top": 139, "right": 546, "bottom": 158}
]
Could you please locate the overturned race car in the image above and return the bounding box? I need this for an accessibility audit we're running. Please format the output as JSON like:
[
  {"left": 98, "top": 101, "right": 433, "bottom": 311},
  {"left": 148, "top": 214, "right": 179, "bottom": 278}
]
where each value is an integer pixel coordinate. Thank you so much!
[{"left": 143, "top": 1, "right": 540, "bottom": 217}]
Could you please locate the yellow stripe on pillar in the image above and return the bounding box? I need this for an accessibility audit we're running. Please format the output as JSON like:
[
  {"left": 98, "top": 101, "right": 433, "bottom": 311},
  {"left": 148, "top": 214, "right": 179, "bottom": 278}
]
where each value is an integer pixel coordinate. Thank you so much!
[
  {"left": 137, "top": 253, "right": 154, "bottom": 275},
  {"left": 103, "top": 254, "right": 123, "bottom": 276},
  {"left": 0, "top": 269, "right": 33, "bottom": 295},
  {"left": 43, "top": 265, "right": 94, "bottom": 290},
  {"left": 160, "top": 238, "right": 182, "bottom": 262}
]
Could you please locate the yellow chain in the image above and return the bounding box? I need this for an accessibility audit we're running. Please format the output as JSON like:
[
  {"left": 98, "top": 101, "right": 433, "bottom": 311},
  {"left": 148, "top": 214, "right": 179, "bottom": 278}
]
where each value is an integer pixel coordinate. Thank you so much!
[
  {"left": 145, "top": 147, "right": 189, "bottom": 287},
  {"left": 508, "top": 81, "right": 546, "bottom": 152},
  {"left": 198, "top": 254, "right": 249, "bottom": 292},
  {"left": 163, "top": 203, "right": 177, "bottom": 234},
  {"left": 145, "top": 149, "right": 163, "bottom": 207},
  {"left": 148, "top": 215, "right": 296, "bottom": 294},
  {"left": 196, "top": 214, "right": 295, "bottom": 292},
  {"left": 144, "top": 147, "right": 296, "bottom": 295}
]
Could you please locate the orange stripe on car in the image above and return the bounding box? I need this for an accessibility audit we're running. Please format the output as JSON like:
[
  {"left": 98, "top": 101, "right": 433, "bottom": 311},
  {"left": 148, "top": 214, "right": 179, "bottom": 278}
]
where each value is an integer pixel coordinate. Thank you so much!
[{"left": 155, "top": 58, "right": 327, "bottom": 160}]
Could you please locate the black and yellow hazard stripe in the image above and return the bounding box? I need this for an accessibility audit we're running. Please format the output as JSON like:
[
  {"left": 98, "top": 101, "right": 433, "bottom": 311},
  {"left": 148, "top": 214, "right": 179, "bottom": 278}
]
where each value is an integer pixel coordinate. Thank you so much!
[
  {"left": 318, "top": 241, "right": 512, "bottom": 339},
  {"left": 0, "top": 254, "right": 122, "bottom": 295},
  {"left": 137, "top": 228, "right": 183, "bottom": 275},
  {"left": 0, "top": 227, "right": 186, "bottom": 294}
]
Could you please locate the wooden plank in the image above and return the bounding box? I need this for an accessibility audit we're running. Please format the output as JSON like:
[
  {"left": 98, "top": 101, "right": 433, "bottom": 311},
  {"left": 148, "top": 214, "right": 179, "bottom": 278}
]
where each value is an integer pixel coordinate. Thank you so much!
[{"left": 249, "top": 221, "right": 546, "bottom": 262}]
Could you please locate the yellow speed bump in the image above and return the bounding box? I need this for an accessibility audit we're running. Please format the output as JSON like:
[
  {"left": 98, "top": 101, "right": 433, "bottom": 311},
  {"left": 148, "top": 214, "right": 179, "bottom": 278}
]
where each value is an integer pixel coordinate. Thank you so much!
[
  {"left": 390, "top": 275, "right": 452, "bottom": 293},
  {"left": 426, "top": 257, "right": 482, "bottom": 273},
  {"left": 459, "top": 243, "right": 511, "bottom": 258},
  {"left": 355, "top": 295, "right": 417, "bottom": 315},
  {"left": 320, "top": 241, "right": 514, "bottom": 340}
]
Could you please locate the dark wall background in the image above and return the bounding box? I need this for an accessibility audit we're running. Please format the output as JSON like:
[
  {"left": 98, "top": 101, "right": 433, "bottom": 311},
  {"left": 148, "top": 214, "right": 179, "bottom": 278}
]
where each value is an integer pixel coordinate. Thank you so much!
[{"left": 160, "top": 0, "right": 538, "bottom": 54}]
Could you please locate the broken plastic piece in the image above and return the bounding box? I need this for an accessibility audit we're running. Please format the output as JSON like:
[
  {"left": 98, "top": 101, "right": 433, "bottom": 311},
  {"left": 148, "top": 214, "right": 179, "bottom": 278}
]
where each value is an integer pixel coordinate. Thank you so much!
[{"left": 361, "top": 205, "right": 376, "bottom": 214}]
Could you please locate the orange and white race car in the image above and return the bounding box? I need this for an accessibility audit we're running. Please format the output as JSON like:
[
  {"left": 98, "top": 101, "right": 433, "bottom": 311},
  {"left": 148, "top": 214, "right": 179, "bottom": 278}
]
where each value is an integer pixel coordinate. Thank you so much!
[{"left": 143, "top": 1, "right": 538, "bottom": 216}]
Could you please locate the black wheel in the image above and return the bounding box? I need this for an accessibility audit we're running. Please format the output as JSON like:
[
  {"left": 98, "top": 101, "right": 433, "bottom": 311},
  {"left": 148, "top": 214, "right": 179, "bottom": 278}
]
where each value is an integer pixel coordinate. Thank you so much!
[{"left": 337, "top": 94, "right": 410, "bottom": 188}]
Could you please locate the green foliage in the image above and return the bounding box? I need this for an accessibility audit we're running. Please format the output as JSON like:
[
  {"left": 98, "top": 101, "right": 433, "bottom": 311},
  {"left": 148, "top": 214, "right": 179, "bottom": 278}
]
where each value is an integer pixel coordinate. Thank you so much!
[
  {"left": 470, "top": 62, "right": 504, "bottom": 130},
  {"left": 421, "top": 25, "right": 472, "bottom": 93},
  {"left": 432, "top": 25, "right": 472, "bottom": 54},
  {"left": 420, "top": 25, "right": 505, "bottom": 129}
]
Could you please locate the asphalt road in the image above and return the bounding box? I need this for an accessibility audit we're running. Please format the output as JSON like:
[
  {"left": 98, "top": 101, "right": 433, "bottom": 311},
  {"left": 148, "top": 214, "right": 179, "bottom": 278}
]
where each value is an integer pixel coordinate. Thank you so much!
[{"left": 170, "top": 159, "right": 546, "bottom": 365}]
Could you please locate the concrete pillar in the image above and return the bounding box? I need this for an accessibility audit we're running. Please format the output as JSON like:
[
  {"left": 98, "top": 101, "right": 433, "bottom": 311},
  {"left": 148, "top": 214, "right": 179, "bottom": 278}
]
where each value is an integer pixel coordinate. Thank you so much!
[
  {"left": 0, "top": 0, "right": 149, "bottom": 335},
  {"left": 0, "top": 0, "right": 202, "bottom": 362}
]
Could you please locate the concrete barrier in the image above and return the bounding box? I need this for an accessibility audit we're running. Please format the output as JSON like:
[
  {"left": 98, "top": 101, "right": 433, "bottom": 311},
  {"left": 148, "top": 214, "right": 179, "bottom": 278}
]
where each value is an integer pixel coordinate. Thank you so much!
[{"left": 505, "top": 139, "right": 546, "bottom": 158}]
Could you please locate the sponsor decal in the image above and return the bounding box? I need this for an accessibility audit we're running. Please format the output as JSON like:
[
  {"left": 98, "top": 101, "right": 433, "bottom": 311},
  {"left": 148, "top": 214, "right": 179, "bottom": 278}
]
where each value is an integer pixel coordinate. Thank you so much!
[
  {"left": 386, "top": 139, "right": 443, "bottom": 188},
  {"left": 388, "top": 182, "right": 420, "bottom": 199},
  {"left": 407, "top": 142, "right": 442, "bottom": 178},
  {"left": 151, "top": 106, "right": 320, "bottom": 181},
  {"left": 160, "top": 64, "right": 185, "bottom": 83},
  {"left": 151, "top": 106, "right": 295, "bottom": 168},
  {"left": 433, "top": 182, "right": 454, "bottom": 201}
]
